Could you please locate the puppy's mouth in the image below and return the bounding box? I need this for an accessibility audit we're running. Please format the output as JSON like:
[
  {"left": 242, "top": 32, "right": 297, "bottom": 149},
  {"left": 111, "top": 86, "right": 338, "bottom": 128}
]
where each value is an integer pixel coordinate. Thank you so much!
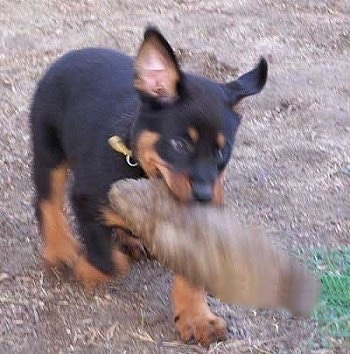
[
  {"left": 154, "top": 163, "right": 192, "bottom": 203},
  {"left": 139, "top": 154, "right": 225, "bottom": 204},
  {"left": 135, "top": 130, "right": 224, "bottom": 204},
  {"left": 152, "top": 161, "right": 225, "bottom": 205},
  {"left": 135, "top": 131, "right": 192, "bottom": 202}
]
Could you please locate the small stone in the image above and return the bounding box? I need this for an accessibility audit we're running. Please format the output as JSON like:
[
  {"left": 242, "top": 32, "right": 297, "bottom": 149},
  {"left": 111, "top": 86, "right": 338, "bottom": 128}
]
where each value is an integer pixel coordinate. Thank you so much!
[{"left": 0, "top": 273, "right": 9, "bottom": 282}]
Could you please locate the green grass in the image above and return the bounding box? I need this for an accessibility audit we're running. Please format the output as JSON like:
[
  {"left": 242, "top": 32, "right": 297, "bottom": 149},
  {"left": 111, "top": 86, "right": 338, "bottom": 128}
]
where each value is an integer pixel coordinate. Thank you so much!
[{"left": 309, "top": 247, "right": 350, "bottom": 344}]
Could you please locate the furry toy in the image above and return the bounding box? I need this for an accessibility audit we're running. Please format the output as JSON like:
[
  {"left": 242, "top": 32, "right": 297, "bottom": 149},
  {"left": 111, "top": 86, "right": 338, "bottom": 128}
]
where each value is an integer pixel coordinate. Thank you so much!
[{"left": 108, "top": 178, "right": 319, "bottom": 315}]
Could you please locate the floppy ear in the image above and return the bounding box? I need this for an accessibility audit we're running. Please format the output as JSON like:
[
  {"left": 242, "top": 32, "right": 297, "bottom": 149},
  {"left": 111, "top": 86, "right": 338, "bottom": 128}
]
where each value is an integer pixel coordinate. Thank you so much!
[
  {"left": 224, "top": 57, "right": 268, "bottom": 106},
  {"left": 134, "top": 27, "right": 181, "bottom": 101}
]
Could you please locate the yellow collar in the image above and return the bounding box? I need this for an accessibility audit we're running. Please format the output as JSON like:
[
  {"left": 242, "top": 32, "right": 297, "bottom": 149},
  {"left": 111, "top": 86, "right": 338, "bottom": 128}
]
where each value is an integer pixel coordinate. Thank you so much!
[{"left": 108, "top": 135, "right": 138, "bottom": 167}]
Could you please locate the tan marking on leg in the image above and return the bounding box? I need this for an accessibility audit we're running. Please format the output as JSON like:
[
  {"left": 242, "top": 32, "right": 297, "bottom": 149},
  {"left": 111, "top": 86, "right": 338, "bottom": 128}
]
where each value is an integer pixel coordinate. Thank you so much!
[
  {"left": 172, "top": 275, "right": 227, "bottom": 346},
  {"left": 73, "top": 255, "right": 111, "bottom": 289},
  {"left": 73, "top": 248, "right": 130, "bottom": 289},
  {"left": 39, "top": 163, "right": 79, "bottom": 267}
]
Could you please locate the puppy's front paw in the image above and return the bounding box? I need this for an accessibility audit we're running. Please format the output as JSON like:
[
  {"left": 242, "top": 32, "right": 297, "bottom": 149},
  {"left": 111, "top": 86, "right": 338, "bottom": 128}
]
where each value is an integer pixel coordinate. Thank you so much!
[{"left": 174, "top": 307, "right": 227, "bottom": 346}]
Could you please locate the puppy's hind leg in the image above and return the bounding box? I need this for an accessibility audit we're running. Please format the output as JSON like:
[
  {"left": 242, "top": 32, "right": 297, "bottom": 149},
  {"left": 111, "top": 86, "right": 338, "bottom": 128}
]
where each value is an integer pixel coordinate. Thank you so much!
[{"left": 37, "top": 162, "right": 80, "bottom": 268}]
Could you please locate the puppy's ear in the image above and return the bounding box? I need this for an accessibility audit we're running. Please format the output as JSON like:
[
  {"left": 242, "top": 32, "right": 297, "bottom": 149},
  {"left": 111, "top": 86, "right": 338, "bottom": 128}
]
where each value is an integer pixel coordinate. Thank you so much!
[
  {"left": 224, "top": 57, "right": 268, "bottom": 106},
  {"left": 134, "top": 27, "right": 180, "bottom": 101}
]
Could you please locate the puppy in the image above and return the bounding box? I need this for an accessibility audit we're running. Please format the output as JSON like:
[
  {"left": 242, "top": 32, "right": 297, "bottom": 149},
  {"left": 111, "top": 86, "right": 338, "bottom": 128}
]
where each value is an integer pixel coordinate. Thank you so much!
[{"left": 30, "top": 27, "right": 267, "bottom": 345}]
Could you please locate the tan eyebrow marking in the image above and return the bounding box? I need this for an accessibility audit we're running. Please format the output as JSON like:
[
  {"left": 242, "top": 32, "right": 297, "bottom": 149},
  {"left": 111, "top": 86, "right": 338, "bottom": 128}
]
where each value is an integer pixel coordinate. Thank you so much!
[
  {"left": 217, "top": 133, "right": 225, "bottom": 149},
  {"left": 187, "top": 127, "right": 199, "bottom": 143}
]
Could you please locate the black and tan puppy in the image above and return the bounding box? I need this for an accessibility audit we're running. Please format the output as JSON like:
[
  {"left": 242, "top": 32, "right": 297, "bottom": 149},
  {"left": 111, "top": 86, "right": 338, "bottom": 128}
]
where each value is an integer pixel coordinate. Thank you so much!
[{"left": 30, "top": 27, "right": 267, "bottom": 345}]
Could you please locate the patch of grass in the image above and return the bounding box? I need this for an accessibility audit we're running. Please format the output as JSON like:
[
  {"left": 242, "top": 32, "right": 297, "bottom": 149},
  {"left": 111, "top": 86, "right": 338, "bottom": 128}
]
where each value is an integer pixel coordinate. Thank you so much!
[{"left": 309, "top": 247, "right": 350, "bottom": 345}]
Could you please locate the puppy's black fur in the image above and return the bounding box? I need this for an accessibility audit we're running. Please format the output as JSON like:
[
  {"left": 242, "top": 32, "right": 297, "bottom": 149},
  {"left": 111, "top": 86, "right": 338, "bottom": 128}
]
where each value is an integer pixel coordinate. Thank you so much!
[{"left": 30, "top": 27, "right": 267, "bottom": 276}]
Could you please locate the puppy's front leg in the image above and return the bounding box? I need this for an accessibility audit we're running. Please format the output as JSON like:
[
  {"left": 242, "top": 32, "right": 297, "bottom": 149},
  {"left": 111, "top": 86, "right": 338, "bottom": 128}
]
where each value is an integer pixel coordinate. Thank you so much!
[{"left": 172, "top": 275, "right": 227, "bottom": 346}]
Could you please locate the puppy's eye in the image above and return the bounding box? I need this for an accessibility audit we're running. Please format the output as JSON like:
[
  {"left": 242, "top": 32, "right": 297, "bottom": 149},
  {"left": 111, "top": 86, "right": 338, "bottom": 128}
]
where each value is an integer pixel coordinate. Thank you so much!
[{"left": 170, "top": 138, "right": 193, "bottom": 154}]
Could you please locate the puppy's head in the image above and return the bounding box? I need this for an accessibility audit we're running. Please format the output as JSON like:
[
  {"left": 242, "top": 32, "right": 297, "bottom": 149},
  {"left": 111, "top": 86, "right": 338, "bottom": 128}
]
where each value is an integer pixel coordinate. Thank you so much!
[{"left": 132, "top": 27, "right": 268, "bottom": 204}]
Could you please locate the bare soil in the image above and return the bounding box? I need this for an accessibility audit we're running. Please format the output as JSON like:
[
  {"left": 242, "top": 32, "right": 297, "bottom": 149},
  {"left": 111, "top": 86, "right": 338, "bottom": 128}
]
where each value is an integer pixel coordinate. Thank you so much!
[{"left": 0, "top": 0, "right": 349, "bottom": 353}]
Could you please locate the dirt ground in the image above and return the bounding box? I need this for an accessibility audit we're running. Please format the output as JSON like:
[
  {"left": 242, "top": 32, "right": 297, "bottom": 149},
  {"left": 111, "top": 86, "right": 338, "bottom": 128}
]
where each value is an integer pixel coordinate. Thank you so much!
[{"left": 0, "top": 0, "right": 349, "bottom": 353}]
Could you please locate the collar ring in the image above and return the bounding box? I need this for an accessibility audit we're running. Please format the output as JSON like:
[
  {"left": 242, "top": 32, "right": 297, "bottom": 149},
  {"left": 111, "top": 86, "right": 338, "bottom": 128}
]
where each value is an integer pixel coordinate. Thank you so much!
[{"left": 126, "top": 155, "right": 139, "bottom": 167}]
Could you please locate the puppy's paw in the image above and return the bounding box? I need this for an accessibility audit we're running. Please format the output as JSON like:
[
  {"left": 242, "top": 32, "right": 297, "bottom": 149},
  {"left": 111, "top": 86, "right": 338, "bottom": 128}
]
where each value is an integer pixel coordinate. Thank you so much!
[
  {"left": 74, "top": 255, "right": 111, "bottom": 289},
  {"left": 174, "top": 308, "right": 227, "bottom": 346}
]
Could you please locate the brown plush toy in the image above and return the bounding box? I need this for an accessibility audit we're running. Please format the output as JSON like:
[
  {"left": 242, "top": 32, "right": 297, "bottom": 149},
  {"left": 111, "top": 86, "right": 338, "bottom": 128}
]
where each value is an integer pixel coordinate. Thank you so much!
[{"left": 108, "top": 178, "right": 320, "bottom": 316}]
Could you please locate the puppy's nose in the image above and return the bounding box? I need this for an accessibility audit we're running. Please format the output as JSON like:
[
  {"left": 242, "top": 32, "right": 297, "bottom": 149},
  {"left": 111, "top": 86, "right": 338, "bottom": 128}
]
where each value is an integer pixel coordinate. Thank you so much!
[{"left": 192, "top": 182, "right": 213, "bottom": 202}]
